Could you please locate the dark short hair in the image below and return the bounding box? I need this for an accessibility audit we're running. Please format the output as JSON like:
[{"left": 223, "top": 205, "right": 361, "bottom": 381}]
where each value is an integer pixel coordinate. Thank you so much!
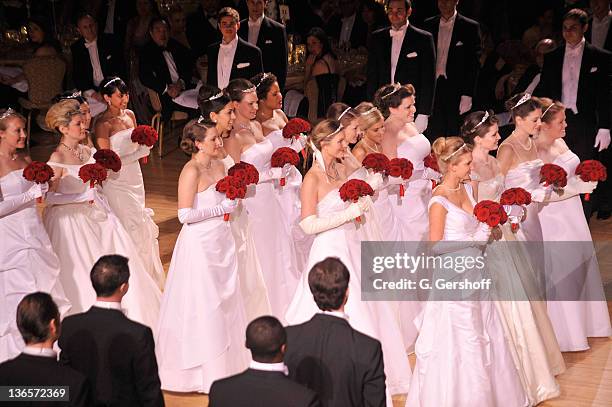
[
  {"left": 148, "top": 16, "right": 169, "bottom": 32},
  {"left": 505, "top": 92, "right": 542, "bottom": 119},
  {"left": 306, "top": 27, "right": 335, "bottom": 61},
  {"left": 218, "top": 7, "right": 240, "bottom": 23},
  {"left": 373, "top": 83, "right": 415, "bottom": 119},
  {"left": 563, "top": 8, "right": 588, "bottom": 26},
  {"left": 99, "top": 76, "right": 128, "bottom": 97},
  {"left": 75, "top": 12, "right": 96, "bottom": 26},
  {"left": 90, "top": 255, "right": 130, "bottom": 297},
  {"left": 16, "top": 292, "right": 60, "bottom": 345},
  {"left": 251, "top": 72, "right": 278, "bottom": 101},
  {"left": 198, "top": 85, "right": 231, "bottom": 123},
  {"left": 308, "top": 257, "right": 350, "bottom": 311},
  {"left": 245, "top": 316, "right": 286, "bottom": 361},
  {"left": 227, "top": 78, "right": 256, "bottom": 102},
  {"left": 386, "top": 0, "right": 412, "bottom": 10}
]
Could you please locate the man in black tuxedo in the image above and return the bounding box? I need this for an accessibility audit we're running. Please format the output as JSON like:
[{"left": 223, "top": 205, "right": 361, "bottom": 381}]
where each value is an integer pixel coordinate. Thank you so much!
[
  {"left": 96, "top": 0, "right": 136, "bottom": 42},
  {"left": 423, "top": 0, "right": 481, "bottom": 140},
  {"left": 186, "top": 0, "right": 223, "bottom": 58},
  {"left": 139, "top": 18, "right": 196, "bottom": 120},
  {"left": 0, "top": 293, "right": 91, "bottom": 407},
  {"left": 326, "top": 0, "right": 369, "bottom": 49},
  {"left": 536, "top": 8, "right": 611, "bottom": 218},
  {"left": 58, "top": 255, "right": 164, "bottom": 407},
  {"left": 238, "top": 0, "right": 288, "bottom": 90},
  {"left": 284, "top": 257, "right": 387, "bottom": 407},
  {"left": 207, "top": 7, "right": 263, "bottom": 90},
  {"left": 367, "top": 0, "right": 436, "bottom": 134},
  {"left": 71, "top": 13, "right": 124, "bottom": 93},
  {"left": 587, "top": 0, "right": 612, "bottom": 51},
  {"left": 209, "top": 316, "right": 320, "bottom": 407}
]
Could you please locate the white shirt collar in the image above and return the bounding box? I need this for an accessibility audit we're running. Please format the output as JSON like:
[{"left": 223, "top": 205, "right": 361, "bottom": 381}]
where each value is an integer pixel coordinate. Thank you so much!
[
  {"left": 94, "top": 300, "right": 122, "bottom": 311},
  {"left": 566, "top": 37, "right": 585, "bottom": 53},
  {"left": 249, "top": 14, "right": 264, "bottom": 26},
  {"left": 23, "top": 346, "right": 57, "bottom": 358},
  {"left": 391, "top": 20, "right": 409, "bottom": 33},
  {"left": 220, "top": 35, "right": 239, "bottom": 49},
  {"left": 440, "top": 10, "right": 457, "bottom": 25},
  {"left": 249, "top": 360, "right": 289, "bottom": 375},
  {"left": 320, "top": 310, "right": 349, "bottom": 320}
]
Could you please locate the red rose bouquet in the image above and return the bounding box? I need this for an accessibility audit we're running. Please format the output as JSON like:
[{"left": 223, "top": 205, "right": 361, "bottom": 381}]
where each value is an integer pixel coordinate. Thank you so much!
[
  {"left": 93, "top": 149, "right": 122, "bottom": 172},
  {"left": 271, "top": 147, "right": 300, "bottom": 186},
  {"left": 339, "top": 179, "right": 374, "bottom": 223},
  {"left": 386, "top": 158, "right": 414, "bottom": 197},
  {"left": 228, "top": 161, "right": 259, "bottom": 185},
  {"left": 500, "top": 187, "right": 531, "bottom": 232},
  {"left": 282, "top": 118, "right": 311, "bottom": 160},
  {"left": 22, "top": 161, "right": 54, "bottom": 203},
  {"left": 473, "top": 200, "right": 508, "bottom": 228},
  {"left": 215, "top": 175, "right": 247, "bottom": 221},
  {"left": 424, "top": 152, "right": 440, "bottom": 188},
  {"left": 575, "top": 159, "right": 607, "bottom": 201},
  {"left": 78, "top": 163, "right": 108, "bottom": 203},
  {"left": 131, "top": 125, "right": 158, "bottom": 164},
  {"left": 362, "top": 153, "right": 390, "bottom": 174},
  {"left": 539, "top": 163, "right": 567, "bottom": 189}
]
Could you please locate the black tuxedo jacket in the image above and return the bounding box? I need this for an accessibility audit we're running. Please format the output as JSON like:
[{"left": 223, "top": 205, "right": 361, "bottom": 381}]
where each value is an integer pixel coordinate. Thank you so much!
[
  {"left": 0, "top": 353, "right": 91, "bottom": 406},
  {"left": 285, "top": 314, "right": 386, "bottom": 407},
  {"left": 238, "top": 16, "right": 288, "bottom": 89},
  {"left": 535, "top": 42, "right": 611, "bottom": 130},
  {"left": 514, "top": 64, "right": 541, "bottom": 94},
  {"left": 209, "top": 368, "right": 320, "bottom": 407},
  {"left": 423, "top": 13, "right": 481, "bottom": 97},
  {"left": 186, "top": 6, "right": 222, "bottom": 59},
  {"left": 70, "top": 34, "right": 124, "bottom": 91},
  {"left": 326, "top": 13, "right": 369, "bottom": 49},
  {"left": 586, "top": 19, "right": 612, "bottom": 52},
  {"left": 58, "top": 307, "right": 164, "bottom": 407},
  {"left": 206, "top": 38, "right": 264, "bottom": 88},
  {"left": 139, "top": 39, "right": 195, "bottom": 95},
  {"left": 96, "top": 0, "right": 135, "bottom": 41},
  {"left": 367, "top": 24, "right": 436, "bottom": 115}
]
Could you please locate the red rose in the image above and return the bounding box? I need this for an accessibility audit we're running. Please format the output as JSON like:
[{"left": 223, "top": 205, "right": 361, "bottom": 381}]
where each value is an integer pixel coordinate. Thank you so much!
[
  {"left": 576, "top": 160, "right": 607, "bottom": 182},
  {"left": 424, "top": 153, "right": 439, "bottom": 172},
  {"left": 228, "top": 162, "right": 259, "bottom": 185},
  {"left": 131, "top": 125, "right": 159, "bottom": 147},
  {"left": 363, "top": 153, "right": 391, "bottom": 174},
  {"left": 473, "top": 200, "right": 506, "bottom": 227},
  {"left": 339, "top": 179, "right": 374, "bottom": 202},
  {"left": 78, "top": 163, "right": 108, "bottom": 188},
  {"left": 500, "top": 189, "right": 517, "bottom": 206},
  {"left": 540, "top": 163, "right": 567, "bottom": 188},
  {"left": 271, "top": 147, "right": 300, "bottom": 167},
  {"left": 282, "top": 118, "right": 311, "bottom": 140},
  {"left": 93, "top": 149, "right": 122, "bottom": 172}
]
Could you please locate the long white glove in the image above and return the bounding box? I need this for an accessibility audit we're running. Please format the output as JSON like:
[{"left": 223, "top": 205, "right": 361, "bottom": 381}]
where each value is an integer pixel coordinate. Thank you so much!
[
  {"left": 121, "top": 144, "right": 151, "bottom": 164},
  {"left": 459, "top": 95, "right": 472, "bottom": 115},
  {"left": 531, "top": 176, "right": 597, "bottom": 202},
  {"left": 365, "top": 171, "right": 384, "bottom": 190},
  {"left": 0, "top": 183, "right": 48, "bottom": 217},
  {"left": 45, "top": 188, "right": 96, "bottom": 205},
  {"left": 414, "top": 114, "right": 429, "bottom": 133},
  {"left": 221, "top": 154, "right": 235, "bottom": 171},
  {"left": 259, "top": 164, "right": 290, "bottom": 183},
  {"left": 422, "top": 167, "right": 442, "bottom": 182},
  {"left": 430, "top": 223, "right": 491, "bottom": 255},
  {"left": 594, "top": 128, "right": 611, "bottom": 152},
  {"left": 177, "top": 198, "right": 238, "bottom": 224},
  {"left": 299, "top": 198, "right": 371, "bottom": 235}
]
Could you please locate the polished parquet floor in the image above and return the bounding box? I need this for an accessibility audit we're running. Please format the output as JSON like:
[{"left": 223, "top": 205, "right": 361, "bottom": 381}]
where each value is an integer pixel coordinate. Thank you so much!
[{"left": 31, "top": 139, "right": 612, "bottom": 407}]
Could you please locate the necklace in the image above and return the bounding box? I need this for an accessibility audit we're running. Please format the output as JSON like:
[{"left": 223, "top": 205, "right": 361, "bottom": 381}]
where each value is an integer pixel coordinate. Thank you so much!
[
  {"left": 512, "top": 132, "right": 532, "bottom": 151},
  {"left": 0, "top": 150, "right": 18, "bottom": 161},
  {"left": 362, "top": 139, "right": 381, "bottom": 153},
  {"left": 440, "top": 181, "right": 461, "bottom": 192},
  {"left": 60, "top": 142, "right": 84, "bottom": 162},
  {"left": 325, "top": 162, "right": 339, "bottom": 181}
]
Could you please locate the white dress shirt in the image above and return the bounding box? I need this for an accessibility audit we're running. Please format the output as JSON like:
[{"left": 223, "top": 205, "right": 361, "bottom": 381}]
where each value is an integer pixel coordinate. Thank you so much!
[
  {"left": 591, "top": 11, "right": 611, "bottom": 49},
  {"left": 162, "top": 50, "right": 180, "bottom": 84},
  {"left": 340, "top": 13, "right": 356, "bottom": 45},
  {"left": 85, "top": 39, "right": 104, "bottom": 87},
  {"left": 390, "top": 21, "right": 409, "bottom": 82},
  {"left": 525, "top": 73, "right": 541, "bottom": 95},
  {"left": 104, "top": 0, "right": 116, "bottom": 34},
  {"left": 23, "top": 346, "right": 57, "bottom": 358},
  {"left": 436, "top": 11, "right": 457, "bottom": 79},
  {"left": 320, "top": 310, "right": 349, "bottom": 320},
  {"left": 562, "top": 38, "right": 585, "bottom": 114},
  {"left": 248, "top": 15, "right": 264, "bottom": 45},
  {"left": 249, "top": 360, "right": 289, "bottom": 375},
  {"left": 217, "top": 36, "right": 238, "bottom": 90}
]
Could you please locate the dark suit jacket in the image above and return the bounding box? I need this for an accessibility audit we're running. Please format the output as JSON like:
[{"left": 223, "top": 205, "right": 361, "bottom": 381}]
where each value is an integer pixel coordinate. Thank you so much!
[
  {"left": 139, "top": 39, "right": 195, "bottom": 95},
  {"left": 70, "top": 34, "right": 124, "bottom": 91},
  {"left": 238, "top": 16, "right": 288, "bottom": 89},
  {"left": 326, "top": 13, "right": 369, "bottom": 49},
  {"left": 285, "top": 314, "right": 386, "bottom": 407},
  {"left": 423, "top": 13, "right": 481, "bottom": 98},
  {"left": 367, "top": 24, "right": 436, "bottom": 115},
  {"left": 96, "top": 0, "right": 135, "bottom": 41},
  {"left": 206, "top": 37, "right": 264, "bottom": 88},
  {"left": 514, "top": 64, "right": 541, "bottom": 94},
  {"left": 586, "top": 18, "right": 612, "bottom": 52},
  {"left": 186, "top": 5, "right": 222, "bottom": 59},
  {"left": 0, "top": 353, "right": 91, "bottom": 406},
  {"left": 209, "top": 368, "right": 320, "bottom": 407},
  {"left": 58, "top": 307, "right": 164, "bottom": 407}
]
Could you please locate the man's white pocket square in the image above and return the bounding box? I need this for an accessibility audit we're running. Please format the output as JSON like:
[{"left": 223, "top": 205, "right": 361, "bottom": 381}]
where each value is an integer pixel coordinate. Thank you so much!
[
  {"left": 407, "top": 52, "right": 418, "bottom": 58},
  {"left": 106, "top": 55, "right": 112, "bottom": 60},
  {"left": 265, "top": 40, "right": 273, "bottom": 44},
  {"left": 456, "top": 41, "right": 463, "bottom": 46},
  {"left": 237, "top": 62, "right": 250, "bottom": 69},
  {"left": 590, "top": 67, "right": 598, "bottom": 73}
]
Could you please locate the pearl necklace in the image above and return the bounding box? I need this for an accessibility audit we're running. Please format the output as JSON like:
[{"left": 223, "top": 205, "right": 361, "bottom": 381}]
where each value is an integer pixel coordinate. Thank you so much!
[
  {"left": 362, "top": 139, "right": 381, "bottom": 153},
  {"left": 0, "top": 150, "right": 17, "bottom": 161},
  {"left": 60, "top": 142, "right": 84, "bottom": 162}
]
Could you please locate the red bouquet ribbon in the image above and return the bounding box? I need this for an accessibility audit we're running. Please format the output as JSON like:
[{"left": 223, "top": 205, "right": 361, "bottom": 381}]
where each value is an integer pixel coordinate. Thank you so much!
[
  {"left": 271, "top": 147, "right": 300, "bottom": 186},
  {"left": 424, "top": 152, "right": 439, "bottom": 189},
  {"left": 339, "top": 179, "right": 374, "bottom": 223},
  {"left": 473, "top": 200, "right": 508, "bottom": 228},
  {"left": 386, "top": 158, "right": 414, "bottom": 197},
  {"left": 93, "top": 149, "right": 122, "bottom": 172},
  {"left": 22, "top": 161, "right": 54, "bottom": 203},
  {"left": 539, "top": 163, "right": 567, "bottom": 189},
  {"left": 575, "top": 159, "right": 607, "bottom": 201},
  {"left": 215, "top": 175, "right": 247, "bottom": 221},
  {"left": 78, "top": 163, "right": 108, "bottom": 203},
  {"left": 131, "top": 125, "right": 158, "bottom": 164}
]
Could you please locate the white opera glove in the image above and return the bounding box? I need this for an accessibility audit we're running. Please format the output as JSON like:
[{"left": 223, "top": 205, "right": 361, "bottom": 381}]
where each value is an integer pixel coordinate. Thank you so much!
[
  {"left": 259, "top": 167, "right": 284, "bottom": 182},
  {"left": 0, "top": 183, "right": 48, "bottom": 217},
  {"left": 177, "top": 198, "right": 238, "bottom": 224},
  {"left": 422, "top": 167, "right": 442, "bottom": 182},
  {"left": 121, "top": 144, "right": 151, "bottom": 164},
  {"left": 221, "top": 154, "right": 235, "bottom": 172},
  {"left": 386, "top": 175, "right": 405, "bottom": 185},
  {"left": 365, "top": 171, "right": 384, "bottom": 190},
  {"left": 430, "top": 223, "right": 491, "bottom": 255},
  {"left": 45, "top": 188, "right": 96, "bottom": 205},
  {"left": 531, "top": 176, "right": 597, "bottom": 202},
  {"left": 594, "top": 128, "right": 611, "bottom": 152},
  {"left": 459, "top": 95, "right": 473, "bottom": 115},
  {"left": 299, "top": 199, "right": 370, "bottom": 235},
  {"left": 471, "top": 222, "right": 492, "bottom": 242},
  {"left": 414, "top": 114, "right": 429, "bottom": 133}
]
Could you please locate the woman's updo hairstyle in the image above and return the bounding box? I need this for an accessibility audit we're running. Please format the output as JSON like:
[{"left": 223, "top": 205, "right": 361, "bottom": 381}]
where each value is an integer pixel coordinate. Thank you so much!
[
  {"left": 326, "top": 103, "right": 358, "bottom": 127},
  {"left": 309, "top": 119, "right": 343, "bottom": 151},
  {"left": 536, "top": 97, "right": 565, "bottom": 124},
  {"left": 373, "top": 83, "right": 415, "bottom": 119},
  {"left": 354, "top": 102, "right": 383, "bottom": 131},
  {"left": 0, "top": 108, "right": 26, "bottom": 131},
  {"left": 180, "top": 119, "right": 216, "bottom": 155},
  {"left": 432, "top": 136, "right": 472, "bottom": 174},
  {"left": 53, "top": 90, "right": 86, "bottom": 105},
  {"left": 251, "top": 72, "right": 278, "bottom": 101},
  {"left": 460, "top": 110, "right": 499, "bottom": 145},
  {"left": 45, "top": 99, "right": 81, "bottom": 133},
  {"left": 99, "top": 76, "right": 128, "bottom": 98},
  {"left": 197, "top": 84, "right": 231, "bottom": 124},
  {"left": 227, "top": 78, "right": 257, "bottom": 102},
  {"left": 505, "top": 92, "right": 541, "bottom": 119}
]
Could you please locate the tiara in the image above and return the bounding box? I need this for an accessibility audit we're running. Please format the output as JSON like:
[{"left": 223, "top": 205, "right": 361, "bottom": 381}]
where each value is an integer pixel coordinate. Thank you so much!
[
  {"left": 381, "top": 82, "right": 402, "bottom": 99},
  {"left": 196, "top": 115, "right": 209, "bottom": 124},
  {"left": 255, "top": 72, "right": 270, "bottom": 88},
  {"left": 241, "top": 86, "right": 257, "bottom": 93},
  {"left": 206, "top": 92, "right": 224, "bottom": 101},
  {"left": 541, "top": 103, "right": 554, "bottom": 118},
  {"left": 65, "top": 90, "right": 82, "bottom": 99},
  {"left": 360, "top": 107, "right": 378, "bottom": 116},
  {"left": 326, "top": 124, "right": 344, "bottom": 139},
  {"left": 442, "top": 143, "right": 467, "bottom": 161},
  {"left": 472, "top": 111, "right": 490, "bottom": 131},
  {"left": 511, "top": 93, "right": 531, "bottom": 110},
  {"left": 102, "top": 77, "right": 122, "bottom": 88},
  {"left": 0, "top": 107, "right": 16, "bottom": 121},
  {"left": 338, "top": 107, "right": 351, "bottom": 121}
]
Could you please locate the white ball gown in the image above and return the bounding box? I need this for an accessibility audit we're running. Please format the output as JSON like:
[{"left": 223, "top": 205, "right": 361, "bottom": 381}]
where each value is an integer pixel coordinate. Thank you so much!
[
  {"left": 0, "top": 171, "right": 70, "bottom": 362},
  {"left": 103, "top": 128, "right": 165, "bottom": 289},
  {"left": 43, "top": 148, "right": 161, "bottom": 329},
  {"left": 156, "top": 185, "right": 249, "bottom": 392},
  {"left": 406, "top": 183, "right": 528, "bottom": 407},
  {"left": 538, "top": 149, "right": 611, "bottom": 351}
]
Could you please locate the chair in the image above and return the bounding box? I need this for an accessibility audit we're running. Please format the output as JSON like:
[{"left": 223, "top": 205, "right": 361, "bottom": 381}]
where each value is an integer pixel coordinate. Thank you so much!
[
  {"left": 18, "top": 56, "right": 66, "bottom": 149},
  {"left": 147, "top": 88, "right": 189, "bottom": 157}
]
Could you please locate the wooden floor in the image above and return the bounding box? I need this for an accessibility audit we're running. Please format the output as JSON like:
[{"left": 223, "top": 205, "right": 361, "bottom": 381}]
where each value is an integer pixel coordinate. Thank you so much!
[{"left": 30, "top": 138, "right": 612, "bottom": 407}]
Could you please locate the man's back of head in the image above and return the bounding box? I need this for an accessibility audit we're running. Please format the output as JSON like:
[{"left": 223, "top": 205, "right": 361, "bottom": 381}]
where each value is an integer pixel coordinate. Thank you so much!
[
  {"left": 308, "top": 257, "right": 350, "bottom": 312},
  {"left": 90, "top": 254, "right": 130, "bottom": 300},
  {"left": 16, "top": 292, "right": 60, "bottom": 346},
  {"left": 246, "top": 315, "right": 286, "bottom": 363}
]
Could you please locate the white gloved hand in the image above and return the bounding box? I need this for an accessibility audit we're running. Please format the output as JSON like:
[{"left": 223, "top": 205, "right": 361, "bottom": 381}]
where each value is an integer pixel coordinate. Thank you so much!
[
  {"left": 459, "top": 95, "right": 473, "bottom": 115},
  {"left": 259, "top": 167, "right": 283, "bottom": 182},
  {"left": 594, "top": 128, "right": 611, "bottom": 152},
  {"left": 472, "top": 222, "right": 492, "bottom": 242},
  {"left": 25, "top": 183, "right": 49, "bottom": 200},
  {"left": 299, "top": 200, "right": 367, "bottom": 235},
  {"left": 220, "top": 198, "right": 238, "bottom": 213},
  {"left": 356, "top": 196, "right": 372, "bottom": 213},
  {"left": 414, "top": 114, "right": 429, "bottom": 133},
  {"left": 422, "top": 167, "right": 442, "bottom": 182},
  {"left": 365, "top": 171, "right": 384, "bottom": 190},
  {"left": 387, "top": 175, "right": 405, "bottom": 185}
]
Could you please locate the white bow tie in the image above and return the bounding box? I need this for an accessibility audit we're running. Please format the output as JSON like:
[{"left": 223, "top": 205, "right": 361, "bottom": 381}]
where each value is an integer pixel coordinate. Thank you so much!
[
  {"left": 220, "top": 41, "right": 235, "bottom": 50},
  {"left": 390, "top": 28, "right": 405, "bottom": 38}
]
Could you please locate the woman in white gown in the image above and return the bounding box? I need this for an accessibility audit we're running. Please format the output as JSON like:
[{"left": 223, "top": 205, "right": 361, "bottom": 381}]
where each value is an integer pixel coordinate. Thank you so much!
[
  {"left": 0, "top": 109, "right": 70, "bottom": 363},
  {"left": 42, "top": 100, "right": 161, "bottom": 329},
  {"left": 407, "top": 136, "right": 528, "bottom": 407},
  {"left": 94, "top": 77, "right": 164, "bottom": 289},
  {"left": 156, "top": 120, "right": 249, "bottom": 393},
  {"left": 462, "top": 110, "right": 564, "bottom": 404},
  {"left": 286, "top": 119, "right": 412, "bottom": 399},
  {"left": 535, "top": 98, "right": 611, "bottom": 351},
  {"left": 224, "top": 78, "right": 300, "bottom": 321}
]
